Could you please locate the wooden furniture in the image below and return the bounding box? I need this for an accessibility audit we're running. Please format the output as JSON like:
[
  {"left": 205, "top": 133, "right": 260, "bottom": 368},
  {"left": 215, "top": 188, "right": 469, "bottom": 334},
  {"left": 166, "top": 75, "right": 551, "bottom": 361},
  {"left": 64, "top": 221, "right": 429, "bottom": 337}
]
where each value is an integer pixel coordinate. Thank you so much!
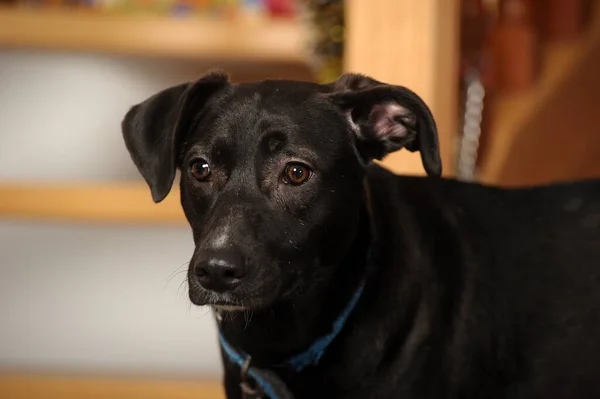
[
  {"left": 0, "top": 7, "right": 309, "bottom": 64},
  {"left": 0, "top": 183, "right": 185, "bottom": 225},
  {"left": 0, "top": 374, "right": 224, "bottom": 399},
  {"left": 0, "top": 6, "right": 315, "bottom": 81}
]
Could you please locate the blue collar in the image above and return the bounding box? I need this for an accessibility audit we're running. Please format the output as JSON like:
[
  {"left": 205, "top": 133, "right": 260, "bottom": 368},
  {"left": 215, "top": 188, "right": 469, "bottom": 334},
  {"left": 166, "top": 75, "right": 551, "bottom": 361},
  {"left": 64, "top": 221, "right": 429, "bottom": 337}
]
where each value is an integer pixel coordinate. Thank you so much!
[{"left": 217, "top": 279, "right": 366, "bottom": 398}]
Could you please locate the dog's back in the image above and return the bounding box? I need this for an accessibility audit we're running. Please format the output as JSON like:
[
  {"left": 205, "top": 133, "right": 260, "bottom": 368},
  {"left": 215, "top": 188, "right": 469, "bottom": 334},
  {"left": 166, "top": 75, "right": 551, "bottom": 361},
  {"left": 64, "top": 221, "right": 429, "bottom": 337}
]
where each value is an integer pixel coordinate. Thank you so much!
[
  {"left": 368, "top": 166, "right": 600, "bottom": 398},
  {"left": 475, "top": 179, "right": 600, "bottom": 398}
]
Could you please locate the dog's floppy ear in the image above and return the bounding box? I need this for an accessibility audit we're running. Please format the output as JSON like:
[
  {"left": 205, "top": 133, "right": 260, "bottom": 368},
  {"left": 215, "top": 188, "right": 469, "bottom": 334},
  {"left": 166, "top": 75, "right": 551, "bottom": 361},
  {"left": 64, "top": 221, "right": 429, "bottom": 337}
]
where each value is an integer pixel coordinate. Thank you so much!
[
  {"left": 121, "top": 71, "right": 230, "bottom": 203},
  {"left": 325, "top": 73, "right": 442, "bottom": 177}
]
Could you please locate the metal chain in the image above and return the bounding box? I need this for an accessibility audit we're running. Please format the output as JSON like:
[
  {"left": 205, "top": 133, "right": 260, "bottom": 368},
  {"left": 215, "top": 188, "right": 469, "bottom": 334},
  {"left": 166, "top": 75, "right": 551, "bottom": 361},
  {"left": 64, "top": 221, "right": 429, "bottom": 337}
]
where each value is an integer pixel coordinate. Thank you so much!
[{"left": 456, "top": 69, "right": 486, "bottom": 182}]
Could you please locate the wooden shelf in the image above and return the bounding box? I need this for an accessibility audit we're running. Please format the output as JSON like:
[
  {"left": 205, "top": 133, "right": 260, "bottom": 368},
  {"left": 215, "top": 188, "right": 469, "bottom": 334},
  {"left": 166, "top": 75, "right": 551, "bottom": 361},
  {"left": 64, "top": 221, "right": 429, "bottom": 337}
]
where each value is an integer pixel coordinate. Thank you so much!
[
  {"left": 478, "top": 2, "right": 600, "bottom": 185},
  {"left": 0, "top": 183, "right": 186, "bottom": 225},
  {"left": 0, "top": 374, "right": 223, "bottom": 399},
  {"left": 0, "top": 7, "right": 311, "bottom": 64}
]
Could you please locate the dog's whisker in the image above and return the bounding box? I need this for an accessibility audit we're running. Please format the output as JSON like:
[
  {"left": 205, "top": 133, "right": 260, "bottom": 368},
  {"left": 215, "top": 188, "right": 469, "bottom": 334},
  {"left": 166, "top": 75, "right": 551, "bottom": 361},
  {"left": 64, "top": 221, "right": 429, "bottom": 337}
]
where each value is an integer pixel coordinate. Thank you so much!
[
  {"left": 196, "top": 311, "right": 211, "bottom": 320},
  {"left": 197, "top": 306, "right": 212, "bottom": 319},
  {"left": 177, "top": 277, "right": 189, "bottom": 300},
  {"left": 242, "top": 300, "right": 253, "bottom": 331},
  {"left": 244, "top": 306, "right": 254, "bottom": 331},
  {"left": 165, "top": 261, "right": 190, "bottom": 283}
]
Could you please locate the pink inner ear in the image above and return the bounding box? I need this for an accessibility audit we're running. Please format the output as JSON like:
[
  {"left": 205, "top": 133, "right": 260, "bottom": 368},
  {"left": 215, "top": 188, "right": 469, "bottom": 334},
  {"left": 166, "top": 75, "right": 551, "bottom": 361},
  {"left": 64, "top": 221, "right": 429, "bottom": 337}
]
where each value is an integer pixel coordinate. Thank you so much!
[{"left": 369, "top": 103, "right": 410, "bottom": 140}]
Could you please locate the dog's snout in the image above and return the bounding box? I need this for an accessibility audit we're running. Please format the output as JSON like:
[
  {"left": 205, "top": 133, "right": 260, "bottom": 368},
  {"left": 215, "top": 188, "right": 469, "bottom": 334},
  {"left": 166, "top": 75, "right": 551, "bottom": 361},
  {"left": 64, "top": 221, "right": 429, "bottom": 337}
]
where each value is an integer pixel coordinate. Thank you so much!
[{"left": 194, "top": 250, "right": 247, "bottom": 292}]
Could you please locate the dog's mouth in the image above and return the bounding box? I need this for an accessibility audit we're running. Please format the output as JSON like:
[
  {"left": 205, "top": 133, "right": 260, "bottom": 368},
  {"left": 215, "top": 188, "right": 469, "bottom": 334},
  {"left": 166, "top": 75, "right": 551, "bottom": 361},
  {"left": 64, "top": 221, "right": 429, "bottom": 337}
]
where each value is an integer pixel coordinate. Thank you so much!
[
  {"left": 189, "top": 287, "right": 243, "bottom": 307},
  {"left": 188, "top": 281, "right": 277, "bottom": 311},
  {"left": 212, "top": 304, "right": 248, "bottom": 312}
]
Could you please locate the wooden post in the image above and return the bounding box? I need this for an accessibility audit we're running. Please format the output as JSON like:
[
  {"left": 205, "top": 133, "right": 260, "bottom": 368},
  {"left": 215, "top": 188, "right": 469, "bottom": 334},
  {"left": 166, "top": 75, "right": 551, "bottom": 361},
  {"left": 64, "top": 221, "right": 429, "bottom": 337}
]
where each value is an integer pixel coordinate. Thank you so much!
[{"left": 344, "top": 0, "right": 460, "bottom": 176}]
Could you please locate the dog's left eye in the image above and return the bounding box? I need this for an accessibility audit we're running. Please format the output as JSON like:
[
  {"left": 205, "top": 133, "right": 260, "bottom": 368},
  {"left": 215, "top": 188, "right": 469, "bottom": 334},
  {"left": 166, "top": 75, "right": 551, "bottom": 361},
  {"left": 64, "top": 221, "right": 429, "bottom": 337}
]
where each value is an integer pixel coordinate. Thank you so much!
[
  {"left": 283, "top": 162, "right": 312, "bottom": 185},
  {"left": 191, "top": 159, "right": 211, "bottom": 181}
]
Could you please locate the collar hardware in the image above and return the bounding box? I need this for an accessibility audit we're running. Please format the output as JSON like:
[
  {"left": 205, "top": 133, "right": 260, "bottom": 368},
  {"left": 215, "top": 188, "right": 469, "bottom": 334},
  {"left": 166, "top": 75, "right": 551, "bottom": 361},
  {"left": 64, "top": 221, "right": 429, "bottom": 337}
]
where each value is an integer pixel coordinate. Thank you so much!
[{"left": 240, "top": 356, "right": 264, "bottom": 399}]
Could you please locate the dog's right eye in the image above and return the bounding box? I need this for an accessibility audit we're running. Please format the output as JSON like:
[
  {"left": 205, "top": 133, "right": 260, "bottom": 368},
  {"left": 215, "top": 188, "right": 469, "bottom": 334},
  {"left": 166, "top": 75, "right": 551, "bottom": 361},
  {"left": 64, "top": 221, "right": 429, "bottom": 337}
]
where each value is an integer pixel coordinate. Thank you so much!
[
  {"left": 283, "top": 162, "right": 312, "bottom": 186},
  {"left": 190, "top": 159, "right": 211, "bottom": 181}
]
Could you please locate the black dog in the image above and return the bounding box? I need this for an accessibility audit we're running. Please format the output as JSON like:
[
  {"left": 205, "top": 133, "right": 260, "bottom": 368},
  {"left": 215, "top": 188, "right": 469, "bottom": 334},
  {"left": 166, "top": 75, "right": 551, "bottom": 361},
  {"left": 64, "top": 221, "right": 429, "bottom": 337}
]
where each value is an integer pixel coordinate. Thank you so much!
[{"left": 122, "top": 71, "right": 600, "bottom": 399}]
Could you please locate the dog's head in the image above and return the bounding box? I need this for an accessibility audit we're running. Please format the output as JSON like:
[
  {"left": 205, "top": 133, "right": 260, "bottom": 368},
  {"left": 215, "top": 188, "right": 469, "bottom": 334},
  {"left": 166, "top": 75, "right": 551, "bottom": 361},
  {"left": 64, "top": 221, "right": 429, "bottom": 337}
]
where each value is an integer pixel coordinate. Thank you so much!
[{"left": 122, "top": 71, "right": 441, "bottom": 310}]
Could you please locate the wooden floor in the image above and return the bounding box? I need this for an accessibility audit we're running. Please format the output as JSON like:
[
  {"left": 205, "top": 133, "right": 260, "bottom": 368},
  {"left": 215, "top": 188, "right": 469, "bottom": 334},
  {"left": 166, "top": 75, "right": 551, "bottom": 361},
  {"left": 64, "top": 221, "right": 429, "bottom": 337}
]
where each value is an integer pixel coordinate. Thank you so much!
[{"left": 0, "top": 374, "right": 224, "bottom": 399}]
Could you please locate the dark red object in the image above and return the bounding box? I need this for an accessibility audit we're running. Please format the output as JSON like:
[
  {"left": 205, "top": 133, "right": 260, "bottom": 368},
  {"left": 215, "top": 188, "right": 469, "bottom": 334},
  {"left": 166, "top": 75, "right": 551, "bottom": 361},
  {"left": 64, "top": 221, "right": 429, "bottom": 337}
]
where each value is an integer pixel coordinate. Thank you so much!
[
  {"left": 491, "top": 0, "right": 540, "bottom": 92},
  {"left": 265, "top": 0, "right": 297, "bottom": 18},
  {"left": 539, "top": 0, "right": 585, "bottom": 41}
]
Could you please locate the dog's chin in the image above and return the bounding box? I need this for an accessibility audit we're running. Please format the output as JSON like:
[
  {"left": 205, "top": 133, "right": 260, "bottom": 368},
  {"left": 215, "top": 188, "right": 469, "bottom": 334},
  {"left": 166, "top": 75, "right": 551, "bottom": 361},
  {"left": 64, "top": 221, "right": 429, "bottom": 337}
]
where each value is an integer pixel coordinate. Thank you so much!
[
  {"left": 211, "top": 304, "right": 248, "bottom": 312},
  {"left": 188, "top": 286, "right": 277, "bottom": 311}
]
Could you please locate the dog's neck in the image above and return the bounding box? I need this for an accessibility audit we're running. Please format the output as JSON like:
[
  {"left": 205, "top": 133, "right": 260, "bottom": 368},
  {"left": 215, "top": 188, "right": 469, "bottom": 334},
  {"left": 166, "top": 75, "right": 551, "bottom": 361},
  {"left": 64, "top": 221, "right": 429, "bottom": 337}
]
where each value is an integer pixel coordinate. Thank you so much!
[{"left": 215, "top": 210, "right": 372, "bottom": 367}]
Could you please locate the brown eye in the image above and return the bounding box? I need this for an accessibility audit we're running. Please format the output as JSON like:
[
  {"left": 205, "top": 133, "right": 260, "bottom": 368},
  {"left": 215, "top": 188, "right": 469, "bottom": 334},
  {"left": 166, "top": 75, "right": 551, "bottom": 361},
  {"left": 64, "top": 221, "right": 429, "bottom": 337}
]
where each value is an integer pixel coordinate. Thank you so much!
[
  {"left": 191, "top": 159, "right": 211, "bottom": 181},
  {"left": 283, "top": 162, "right": 311, "bottom": 185}
]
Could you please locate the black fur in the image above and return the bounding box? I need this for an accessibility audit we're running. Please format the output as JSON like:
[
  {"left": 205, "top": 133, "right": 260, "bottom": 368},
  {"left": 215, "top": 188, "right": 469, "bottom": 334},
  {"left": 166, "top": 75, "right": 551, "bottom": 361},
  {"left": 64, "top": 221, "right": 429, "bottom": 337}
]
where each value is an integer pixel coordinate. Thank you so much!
[{"left": 122, "top": 71, "right": 600, "bottom": 399}]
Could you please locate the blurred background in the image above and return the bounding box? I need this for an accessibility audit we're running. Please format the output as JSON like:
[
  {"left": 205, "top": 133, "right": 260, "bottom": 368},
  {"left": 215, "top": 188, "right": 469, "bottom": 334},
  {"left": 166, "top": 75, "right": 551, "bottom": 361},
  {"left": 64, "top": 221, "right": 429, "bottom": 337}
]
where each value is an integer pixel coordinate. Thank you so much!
[{"left": 0, "top": 0, "right": 598, "bottom": 397}]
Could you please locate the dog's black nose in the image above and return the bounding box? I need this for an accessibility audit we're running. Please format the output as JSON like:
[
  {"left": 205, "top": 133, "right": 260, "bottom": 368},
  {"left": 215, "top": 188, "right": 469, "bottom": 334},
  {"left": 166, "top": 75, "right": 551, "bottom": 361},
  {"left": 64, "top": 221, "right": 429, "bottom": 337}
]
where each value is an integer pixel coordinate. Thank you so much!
[{"left": 194, "top": 250, "right": 247, "bottom": 292}]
